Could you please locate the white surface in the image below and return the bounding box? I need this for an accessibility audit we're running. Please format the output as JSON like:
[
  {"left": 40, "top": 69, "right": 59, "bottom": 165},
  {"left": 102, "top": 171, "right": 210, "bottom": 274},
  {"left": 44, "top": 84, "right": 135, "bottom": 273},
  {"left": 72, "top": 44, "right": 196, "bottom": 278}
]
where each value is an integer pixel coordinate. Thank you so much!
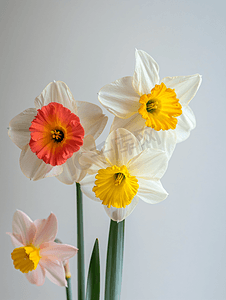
[{"left": 1, "top": 0, "right": 225, "bottom": 299}]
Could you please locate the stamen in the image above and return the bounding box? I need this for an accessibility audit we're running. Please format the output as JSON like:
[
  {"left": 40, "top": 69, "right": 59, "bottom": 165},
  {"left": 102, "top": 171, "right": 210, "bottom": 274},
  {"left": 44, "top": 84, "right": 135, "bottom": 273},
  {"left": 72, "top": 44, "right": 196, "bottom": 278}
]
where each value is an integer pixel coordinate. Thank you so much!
[
  {"left": 51, "top": 129, "right": 64, "bottom": 142},
  {"left": 146, "top": 100, "right": 158, "bottom": 113},
  {"left": 114, "top": 173, "right": 125, "bottom": 186}
]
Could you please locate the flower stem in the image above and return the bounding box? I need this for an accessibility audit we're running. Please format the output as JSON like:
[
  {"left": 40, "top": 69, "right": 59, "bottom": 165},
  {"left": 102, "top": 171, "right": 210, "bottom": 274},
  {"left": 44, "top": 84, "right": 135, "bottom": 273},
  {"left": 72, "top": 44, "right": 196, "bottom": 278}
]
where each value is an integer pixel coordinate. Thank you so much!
[
  {"left": 65, "top": 277, "right": 73, "bottom": 300},
  {"left": 105, "top": 219, "right": 125, "bottom": 300},
  {"left": 64, "top": 261, "right": 73, "bottom": 300},
  {"left": 76, "top": 182, "right": 85, "bottom": 300}
]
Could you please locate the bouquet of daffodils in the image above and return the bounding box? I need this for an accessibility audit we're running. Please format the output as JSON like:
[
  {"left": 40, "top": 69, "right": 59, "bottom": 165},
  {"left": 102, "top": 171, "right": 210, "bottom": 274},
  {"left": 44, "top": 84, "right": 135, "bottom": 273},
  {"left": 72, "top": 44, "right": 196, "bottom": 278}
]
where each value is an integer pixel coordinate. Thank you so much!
[{"left": 7, "top": 50, "right": 201, "bottom": 300}]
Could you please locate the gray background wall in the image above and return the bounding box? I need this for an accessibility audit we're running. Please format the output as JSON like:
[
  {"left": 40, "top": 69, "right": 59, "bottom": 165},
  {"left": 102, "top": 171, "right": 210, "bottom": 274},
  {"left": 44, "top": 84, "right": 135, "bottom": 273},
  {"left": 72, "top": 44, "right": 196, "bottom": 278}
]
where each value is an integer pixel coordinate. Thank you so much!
[{"left": 1, "top": 0, "right": 225, "bottom": 299}]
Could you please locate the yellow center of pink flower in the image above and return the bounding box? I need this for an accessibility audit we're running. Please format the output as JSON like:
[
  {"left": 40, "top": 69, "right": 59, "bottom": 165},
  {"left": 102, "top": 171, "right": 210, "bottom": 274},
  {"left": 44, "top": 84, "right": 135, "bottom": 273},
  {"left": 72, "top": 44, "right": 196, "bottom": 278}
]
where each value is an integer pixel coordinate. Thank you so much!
[
  {"left": 11, "top": 245, "right": 41, "bottom": 273},
  {"left": 138, "top": 82, "right": 182, "bottom": 131},
  {"left": 29, "top": 102, "right": 85, "bottom": 166}
]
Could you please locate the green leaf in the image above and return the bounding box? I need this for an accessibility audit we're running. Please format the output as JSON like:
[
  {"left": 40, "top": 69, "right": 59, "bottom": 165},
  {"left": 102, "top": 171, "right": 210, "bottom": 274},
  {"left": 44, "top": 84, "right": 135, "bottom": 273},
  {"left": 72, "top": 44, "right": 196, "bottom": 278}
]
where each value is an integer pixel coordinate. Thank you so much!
[
  {"left": 86, "top": 239, "right": 100, "bottom": 300},
  {"left": 105, "top": 220, "right": 125, "bottom": 300}
]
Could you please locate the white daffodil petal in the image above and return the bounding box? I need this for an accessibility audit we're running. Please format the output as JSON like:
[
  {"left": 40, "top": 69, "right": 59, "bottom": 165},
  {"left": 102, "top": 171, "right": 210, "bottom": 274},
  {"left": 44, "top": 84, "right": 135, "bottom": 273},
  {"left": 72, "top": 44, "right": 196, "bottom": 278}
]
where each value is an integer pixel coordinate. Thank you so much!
[
  {"left": 80, "top": 174, "right": 102, "bottom": 202},
  {"left": 56, "top": 156, "right": 78, "bottom": 185},
  {"left": 34, "top": 81, "right": 77, "bottom": 114},
  {"left": 175, "top": 106, "right": 196, "bottom": 143},
  {"left": 20, "top": 145, "right": 63, "bottom": 181},
  {"left": 161, "top": 74, "right": 202, "bottom": 106},
  {"left": 137, "top": 179, "right": 168, "bottom": 204},
  {"left": 76, "top": 101, "right": 108, "bottom": 140},
  {"left": 75, "top": 136, "right": 104, "bottom": 176},
  {"left": 8, "top": 108, "right": 37, "bottom": 149},
  {"left": 110, "top": 113, "right": 146, "bottom": 139},
  {"left": 104, "top": 196, "right": 139, "bottom": 222},
  {"left": 127, "top": 149, "right": 168, "bottom": 180},
  {"left": 141, "top": 127, "right": 177, "bottom": 159},
  {"left": 133, "top": 49, "right": 160, "bottom": 95},
  {"left": 103, "top": 128, "right": 142, "bottom": 166},
  {"left": 79, "top": 150, "right": 109, "bottom": 175},
  {"left": 56, "top": 151, "right": 88, "bottom": 184},
  {"left": 98, "top": 76, "right": 140, "bottom": 118}
]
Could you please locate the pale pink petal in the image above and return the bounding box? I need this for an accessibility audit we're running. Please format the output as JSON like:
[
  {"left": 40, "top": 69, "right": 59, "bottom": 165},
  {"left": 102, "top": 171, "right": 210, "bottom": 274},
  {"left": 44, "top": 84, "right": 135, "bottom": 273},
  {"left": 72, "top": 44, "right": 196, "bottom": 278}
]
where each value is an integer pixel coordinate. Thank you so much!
[
  {"left": 20, "top": 144, "right": 63, "bottom": 181},
  {"left": 98, "top": 76, "right": 140, "bottom": 118},
  {"left": 34, "top": 81, "right": 77, "bottom": 114},
  {"left": 8, "top": 108, "right": 37, "bottom": 149},
  {"left": 161, "top": 74, "right": 202, "bottom": 106},
  {"left": 133, "top": 49, "right": 160, "bottom": 95},
  {"left": 104, "top": 196, "right": 139, "bottom": 222},
  {"left": 25, "top": 264, "right": 46, "bottom": 286},
  {"left": 12, "top": 210, "right": 36, "bottom": 246},
  {"left": 40, "top": 242, "right": 78, "bottom": 261},
  {"left": 6, "top": 232, "right": 24, "bottom": 247},
  {"left": 76, "top": 101, "right": 108, "bottom": 139},
  {"left": 33, "top": 213, "right": 57, "bottom": 247},
  {"left": 40, "top": 258, "right": 67, "bottom": 287}
]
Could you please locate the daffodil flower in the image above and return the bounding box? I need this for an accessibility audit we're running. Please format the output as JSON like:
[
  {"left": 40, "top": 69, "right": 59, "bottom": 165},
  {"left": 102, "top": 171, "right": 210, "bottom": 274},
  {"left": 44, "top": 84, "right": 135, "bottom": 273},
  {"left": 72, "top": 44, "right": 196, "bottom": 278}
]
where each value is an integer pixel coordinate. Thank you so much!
[
  {"left": 8, "top": 81, "right": 108, "bottom": 182},
  {"left": 80, "top": 128, "right": 168, "bottom": 222},
  {"left": 7, "top": 210, "right": 78, "bottom": 286},
  {"left": 98, "top": 50, "right": 202, "bottom": 158}
]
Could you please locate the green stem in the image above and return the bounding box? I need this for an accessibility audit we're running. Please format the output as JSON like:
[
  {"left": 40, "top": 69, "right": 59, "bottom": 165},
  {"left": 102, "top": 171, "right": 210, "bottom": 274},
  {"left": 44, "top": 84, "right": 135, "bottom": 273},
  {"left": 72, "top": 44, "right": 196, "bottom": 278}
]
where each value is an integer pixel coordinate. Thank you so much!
[
  {"left": 105, "top": 219, "right": 125, "bottom": 300},
  {"left": 76, "top": 182, "right": 85, "bottom": 300},
  {"left": 65, "top": 277, "right": 73, "bottom": 300}
]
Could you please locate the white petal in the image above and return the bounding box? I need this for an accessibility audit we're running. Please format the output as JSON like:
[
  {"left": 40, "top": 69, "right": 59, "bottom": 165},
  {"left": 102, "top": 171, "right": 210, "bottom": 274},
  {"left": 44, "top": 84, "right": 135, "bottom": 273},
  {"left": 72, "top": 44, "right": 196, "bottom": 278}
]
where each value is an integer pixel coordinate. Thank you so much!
[
  {"left": 137, "top": 179, "right": 168, "bottom": 204},
  {"left": 133, "top": 49, "right": 160, "bottom": 95},
  {"left": 161, "top": 74, "right": 202, "bottom": 106},
  {"left": 76, "top": 101, "right": 108, "bottom": 139},
  {"left": 104, "top": 196, "right": 139, "bottom": 222},
  {"left": 127, "top": 149, "right": 168, "bottom": 180},
  {"left": 25, "top": 265, "right": 46, "bottom": 286},
  {"left": 20, "top": 145, "right": 63, "bottom": 181},
  {"left": 102, "top": 128, "right": 142, "bottom": 166},
  {"left": 175, "top": 105, "right": 196, "bottom": 143},
  {"left": 140, "top": 128, "right": 177, "bottom": 159},
  {"left": 57, "top": 136, "right": 97, "bottom": 184},
  {"left": 34, "top": 81, "right": 77, "bottom": 114},
  {"left": 110, "top": 113, "right": 146, "bottom": 138},
  {"left": 40, "top": 258, "right": 67, "bottom": 287},
  {"left": 12, "top": 210, "right": 36, "bottom": 246},
  {"left": 6, "top": 232, "right": 24, "bottom": 247},
  {"left": 56, "top": 155, "right": 79, "bottom": 185},
  {"left": 8, "top": 108, "right": 37, "bottom": 149},
  {"left": 78, "top": 150, "right": 108, "bottom": 175},
  {"left": 40, "top": 242, "right": 78, "bottom": 261},
  {"left": 33, "top": 213, "right": 58, "bottom": 247},
  {"left": 80, "top": 174, "right": 102, "bottom": 202},
  {"left": 98, "top": 76, "right": 140, "bottom": 118}
]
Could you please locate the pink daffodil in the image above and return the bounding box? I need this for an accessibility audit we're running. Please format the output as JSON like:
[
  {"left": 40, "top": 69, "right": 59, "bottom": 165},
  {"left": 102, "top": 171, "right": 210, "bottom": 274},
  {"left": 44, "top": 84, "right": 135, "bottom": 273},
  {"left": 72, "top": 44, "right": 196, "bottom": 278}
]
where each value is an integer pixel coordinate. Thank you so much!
[{"left": 7, "top": 210, "right": 78, "bottom": 286}]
